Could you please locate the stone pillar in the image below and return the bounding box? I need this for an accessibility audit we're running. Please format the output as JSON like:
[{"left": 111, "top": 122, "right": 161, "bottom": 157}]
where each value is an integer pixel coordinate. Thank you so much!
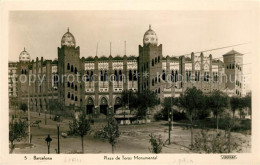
[
  {"left": 166, "top": 55, "right": 171, "bottom": 89},
  {"left": 94, "top": 56, "right": 99, "bottom": 114},
  {"left": 200, "top": 52, "right": 204, "bottom": 90},
  {"left": 209, "top": 54, "right": 212, "bottom": 91},
  {"left": 123, "top": 55, "right": 127, "bottom": 90},
  {"left": 108, "top": 55, "right": 113, "bottom": 110}
]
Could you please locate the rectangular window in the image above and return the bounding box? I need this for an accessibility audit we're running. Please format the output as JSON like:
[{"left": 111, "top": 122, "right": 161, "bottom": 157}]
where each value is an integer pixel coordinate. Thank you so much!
[
  {"left": 204, "top": 72, "right": 209, "bottom": 82},
  {"left": 185, "top": 70, "right": 192, "bottom": 82},
  {"left": 195, "top": 71, "right": 200, "bottom": 82},
  {"left": 213, "top": 72, "right": 218, "bottom": 82}
]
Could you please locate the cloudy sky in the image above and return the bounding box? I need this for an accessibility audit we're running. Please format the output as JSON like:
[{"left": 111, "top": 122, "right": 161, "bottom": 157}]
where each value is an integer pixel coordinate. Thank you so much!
[{"left": 9, "top": 11, "right": 254, "bottom": 80}]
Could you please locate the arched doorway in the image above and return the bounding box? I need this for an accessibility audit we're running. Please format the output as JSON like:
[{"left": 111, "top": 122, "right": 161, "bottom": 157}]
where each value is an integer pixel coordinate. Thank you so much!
[
  {"left": 114, "top": 97, "right": 122, "bottom": 113},
  {"left": 86, "top": 97, "right": 94, "bottom": 115},
  {"left": 100, "top": 97, "right": 108, "bottom": 115}
]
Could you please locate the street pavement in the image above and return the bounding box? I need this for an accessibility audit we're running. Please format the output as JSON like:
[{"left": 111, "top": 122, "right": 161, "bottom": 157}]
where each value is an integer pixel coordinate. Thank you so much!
[{"left": 10, "top": 109, "right": 251, "bottom": 154}]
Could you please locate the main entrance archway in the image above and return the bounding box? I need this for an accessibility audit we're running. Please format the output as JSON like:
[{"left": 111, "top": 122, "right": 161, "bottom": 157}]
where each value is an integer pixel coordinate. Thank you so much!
[
  {"left": 100, "top": 97, "right": 108, "bottom": 115},
  {"left": 86, "top": 97, "right": 94, "bottom": 115},
  {"left": 114, "top": 97, "right": 122, "bottom": 113}
]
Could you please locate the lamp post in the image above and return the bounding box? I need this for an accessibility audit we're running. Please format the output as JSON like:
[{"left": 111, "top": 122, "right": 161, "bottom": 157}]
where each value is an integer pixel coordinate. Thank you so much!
[
  {"left": 45, "top": 110, "right": 47, "bottom": 125},
  {"left": 168, "top": 111, "right": 171, "bottom": 145},
  {"left": 57, "top": 123, "right": 60, "bottom": 154},
  {"left": 45, "top": 134, "right": 52, "bottom": 154}
]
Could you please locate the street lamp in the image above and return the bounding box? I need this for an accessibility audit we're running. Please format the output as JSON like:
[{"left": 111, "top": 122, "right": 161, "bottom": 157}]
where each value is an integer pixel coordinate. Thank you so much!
[
  {"left": 45, "top": 110, "right": 47, "bottom": 125},
  {"left": 168, "top": 111, "right": 171, "bottom": 145},
  {"left": 45, "top": 134, "right": 52, "bottom": 154},
  {"left": 57, "top": 123, "right": 60, "bottom": 154}
]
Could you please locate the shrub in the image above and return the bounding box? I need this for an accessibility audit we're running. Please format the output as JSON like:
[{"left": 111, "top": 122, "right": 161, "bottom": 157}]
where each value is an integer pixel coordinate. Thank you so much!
[
  {"left": 193, "top": 129, "right": 245, "bottom": 153},
  {"left": 148, "top": 133, "right": 164, "bottom": 154}
]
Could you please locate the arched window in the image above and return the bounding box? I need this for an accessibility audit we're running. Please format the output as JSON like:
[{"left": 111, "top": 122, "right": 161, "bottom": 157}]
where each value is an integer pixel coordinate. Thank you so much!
[
  {"left": 119, "top": 70, "right": 122, "bottom": 81},
  {"left": 155, "top": 57, "right": 157, "bottom": 64},
  {"left": 162, "top": 70, "right": 165, "bottom": 81},
  {"left": 229, "top": 64, "right": 232, "bottom": 69},
  {"left": 100, "top": 70, "right": 104, "bottom": 81},
  {"left": 67, "top": 63, "right": 70, "bottom": 70},
  {"left": 67, "top": 92, "right": 70, "bottom": 98},
  {"left": 133, "top": 70, "right": 137, "bottom": 81},
  {"left": 158, "top": 56, "right": 160, "bottom": 63},
  {"left": 155, "top": 89, "right": 157, "bottom": 93},
  {"left": 71, "top": 83, "right": 74, "bottom": 89},
  {"left": 114, "top": 70, "right": 118, "bottom": 81},
  {"left": 171, "top": 70, "right": 174, "bottom": 82},
  {"left": 129, "top": 70, "right": 133, "bottom": 81},
  {"left": 175, "top": 70, "right": 178, "bottom": 82},
  {"left": 155, "top": 77, "right": 157, "bottom": 84},
  {"left": 75, "top": 96, "right": 78, "bottom": 101},
  {"left": 104, "top": 70, "right": 107, "bottom": 81},
  {"left": 71, "top": 65, "right": 74, "bottom": 72},
  {"left": 86, "top": 71, "right": 90, "bottom": 81},
  {"left": 67, "top": 82, "right": 70, "bottom": 87},
  {"left": 21, "top": 69, "right": 24, "bottom": 74},
  {"left": 90, "top": 71, "right": 94, "bottom": 81},
  {"left": 74, "top": 67, "right": 77, "bottom": 74},
  {"left": 158, "top": 88, "right": 160, "bottom": 94},
  {"left": 71, "top": 94, "right": 74, "bottom": 100},
  {"left": 24, "top": 70, "right": 27, "bottom": 75},
  {"left": 75, "top": 85, "right": 77, "bottom": 91},
  {"left": 152, "top": 79, "right": 154, "bottom": 86},
  {"left": 232, "top": 64, "right": 235, "bottom": 69},
  {"left": 152, "top": 59, "right": 154, "bottom": 66}
]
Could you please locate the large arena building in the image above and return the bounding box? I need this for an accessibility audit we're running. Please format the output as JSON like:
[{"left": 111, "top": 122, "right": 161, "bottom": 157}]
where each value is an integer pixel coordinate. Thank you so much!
[{"left": 8, "top": 25, "right": 244, "bottom": 116}]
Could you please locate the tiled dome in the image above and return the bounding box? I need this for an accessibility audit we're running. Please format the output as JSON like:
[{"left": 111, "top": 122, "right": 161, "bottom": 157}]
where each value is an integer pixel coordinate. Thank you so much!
[
  {"left": 143, "top": 25, "right": 158, "bottom": 46},
  {"left": 61, "top": 28, "right": 76, "bottom": 47},
  {"left": 19, "top": 48, "right": 30, "bottom": 62}
]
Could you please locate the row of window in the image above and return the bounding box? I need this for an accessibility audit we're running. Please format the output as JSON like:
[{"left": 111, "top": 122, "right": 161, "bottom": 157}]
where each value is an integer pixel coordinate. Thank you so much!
[
  {"left": 152, "top": 56, "right": 161, "bottom": 66},
  {"left": 185, "top": 71, "right": 218, "bottom": 82},
  {"left": 226, "top": 63, "right": 242, "bottom": 71},
  {"left": 236, "top": 89, "right": 242, "bottom": 96},
  {"left": 155, "top": 88, "right": 161, "bottom": 94},
  {"left": 21, "top": 69, "right": 27, "bottom": 75},
  {"left": 67, "top": 92, "right": 78, "bottom": 101},
  {"left": 85, "top": 70, "right": 138, "bottom": 82},
  {"left": 236, "top": 80, "right": 242, "bottom": 88},
  {"left": 67, "top": 63, "right": 78, "bottom": 74},
  {"left": 67, "top": 82, "right": 78, "bottom": 90}
]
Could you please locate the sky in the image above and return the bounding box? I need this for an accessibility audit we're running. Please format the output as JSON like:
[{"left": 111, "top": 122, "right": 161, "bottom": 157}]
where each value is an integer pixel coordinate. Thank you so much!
[{"left": 8, "top": 10, "right": 254, "bottom": 90}]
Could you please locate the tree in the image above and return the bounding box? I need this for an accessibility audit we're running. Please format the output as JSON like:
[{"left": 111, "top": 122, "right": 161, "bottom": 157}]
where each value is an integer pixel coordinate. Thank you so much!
[
  {"left": 68, "top": 112, "right": 91, "bottom": 153},
  {"left": 178, "top": 87, "right": 206, "bottom": 149},
  {"left": 136, "top": 90, "right": 160, "bottom": 121},
  {"left": 121, "top": 90, "right": 138, "bottom": 111},
  {"left": 161, "top": 97, "right": 180, "bottom": 120},
  {"left": 208, "top": 90, "right": 229, "bottom": 132},
  {"left": 9, "top": 119, "right": 27, "bottom": 150},
  {"left": 230, "top": 97, "right": 245, "bottom": 120},
  {"left": 94, "top": 116, "right": 120, "bottom": 153},
  {"left": 20, "top": 103, "right": 28, "bottom": 113},
  {"left": 121, "top": 89, "right": 160, "bottom": 122},
  {"left": 243, "top": 94, "right": 252, "bottom": 119}
]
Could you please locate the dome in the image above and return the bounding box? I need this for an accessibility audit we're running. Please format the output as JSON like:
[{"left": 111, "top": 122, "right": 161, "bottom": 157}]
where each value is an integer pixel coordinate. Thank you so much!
[
  {"left": 19, "top": 48, "right": 30, "bottom": 62},
  {"left": 61, "top": 28, "right": 76, "bottom": 47},
  {"left": 143, "top": 25, "right": 158, "bottom": 46}
]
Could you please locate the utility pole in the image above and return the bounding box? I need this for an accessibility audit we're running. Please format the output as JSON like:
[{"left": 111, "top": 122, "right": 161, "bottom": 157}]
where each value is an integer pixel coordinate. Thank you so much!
[{"left": 28, "top": 73, "right": 31, "bottom": 144}]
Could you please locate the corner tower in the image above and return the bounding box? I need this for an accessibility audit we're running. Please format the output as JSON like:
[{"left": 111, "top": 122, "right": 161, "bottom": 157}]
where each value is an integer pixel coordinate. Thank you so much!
[
  {"left": 58, "top": 28, "right": 82, "bottom": 115},
  {"left": 138, "top": 25, "right": 163, "bottom": 97}
]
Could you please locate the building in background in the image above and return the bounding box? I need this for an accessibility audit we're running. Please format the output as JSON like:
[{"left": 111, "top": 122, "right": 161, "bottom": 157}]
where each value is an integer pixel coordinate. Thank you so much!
[{"left": 8, "top": 25, "right": 244, "bottom": 116}]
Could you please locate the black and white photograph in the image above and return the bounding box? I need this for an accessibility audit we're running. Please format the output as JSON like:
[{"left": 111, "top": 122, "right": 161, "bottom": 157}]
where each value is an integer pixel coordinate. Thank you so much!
[{"left": 1, "top": 0, "right": 260, "bottom": 165}]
